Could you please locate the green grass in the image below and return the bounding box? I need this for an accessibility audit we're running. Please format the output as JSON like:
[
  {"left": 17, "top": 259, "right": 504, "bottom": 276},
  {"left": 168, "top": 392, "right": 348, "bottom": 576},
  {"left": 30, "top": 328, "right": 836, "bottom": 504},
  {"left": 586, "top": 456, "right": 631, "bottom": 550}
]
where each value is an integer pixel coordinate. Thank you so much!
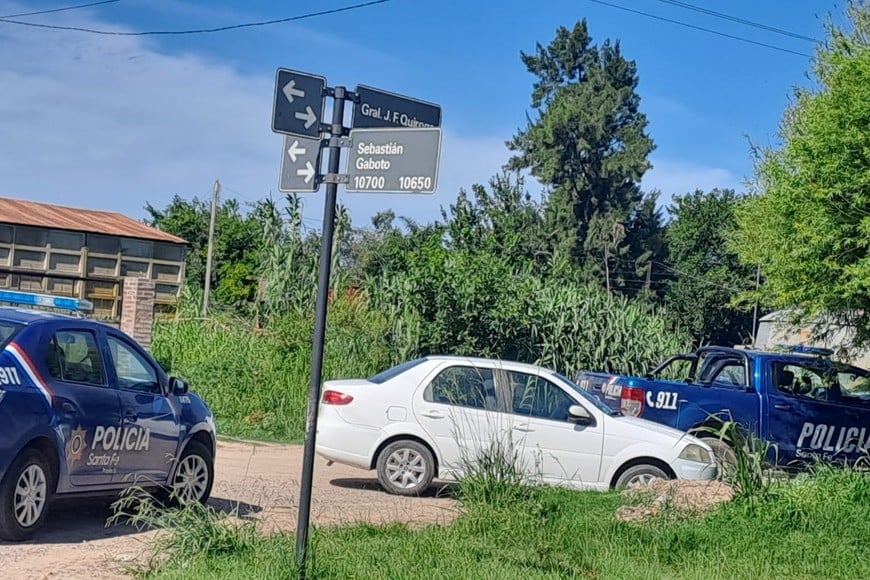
[
  {"left": 126, "top": 465, "right": 870, "bottom": 580},
  {"left": 150, "top": 300, "right": 394, "bottom": 442}
]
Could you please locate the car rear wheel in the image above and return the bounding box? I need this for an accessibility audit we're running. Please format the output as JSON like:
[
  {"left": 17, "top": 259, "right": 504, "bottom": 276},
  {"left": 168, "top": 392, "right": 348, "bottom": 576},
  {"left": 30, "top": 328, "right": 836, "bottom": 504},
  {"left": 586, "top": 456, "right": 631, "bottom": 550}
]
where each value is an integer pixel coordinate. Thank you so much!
[
  {"left": 170, "top": 440, "right": 214, "bottom": 505},
  {"left": 0, "top": 448, "right": 54, "bottom": 541},
  {"left": 376, "top": 440, "right": 435, "bottom": 496},
  {"left": 614, "top": 464, "right": 670, "bottom": 489}
]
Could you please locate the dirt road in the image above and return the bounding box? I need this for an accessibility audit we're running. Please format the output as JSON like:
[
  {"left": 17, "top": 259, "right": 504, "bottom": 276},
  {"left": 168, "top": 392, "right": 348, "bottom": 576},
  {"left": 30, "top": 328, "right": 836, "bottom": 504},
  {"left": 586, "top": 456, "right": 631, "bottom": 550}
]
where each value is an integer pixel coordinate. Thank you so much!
[{"left": 0, "top": 439, "right": 458, "bottom": 579}]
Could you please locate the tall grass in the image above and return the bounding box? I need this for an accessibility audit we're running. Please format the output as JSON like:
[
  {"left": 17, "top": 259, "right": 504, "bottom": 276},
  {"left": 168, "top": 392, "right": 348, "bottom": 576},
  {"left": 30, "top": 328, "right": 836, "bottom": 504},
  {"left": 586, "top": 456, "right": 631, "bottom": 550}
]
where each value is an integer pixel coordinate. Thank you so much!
[
  {"left": 151, "top": 297, "right": 393, "bottom": 441},
  {"left": 127, "top": 464, "right": 870, "bottom": 579}
]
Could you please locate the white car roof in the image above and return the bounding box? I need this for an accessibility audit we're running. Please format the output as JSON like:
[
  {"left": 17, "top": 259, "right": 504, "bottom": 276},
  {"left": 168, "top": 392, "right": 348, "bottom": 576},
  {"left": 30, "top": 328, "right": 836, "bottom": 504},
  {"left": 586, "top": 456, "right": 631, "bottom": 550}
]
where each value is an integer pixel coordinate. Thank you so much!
[{"left": 422, "top": 355, "right": 560, "bottom": 376}]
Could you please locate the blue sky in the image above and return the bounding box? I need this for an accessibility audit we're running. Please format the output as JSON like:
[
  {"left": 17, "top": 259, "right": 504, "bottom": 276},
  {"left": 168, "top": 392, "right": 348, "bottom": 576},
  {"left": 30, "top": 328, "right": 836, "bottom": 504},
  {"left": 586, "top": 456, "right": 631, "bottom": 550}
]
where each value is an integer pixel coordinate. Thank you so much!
[{"left": 0, "top": 0, "right": 837, "bottom": 229}]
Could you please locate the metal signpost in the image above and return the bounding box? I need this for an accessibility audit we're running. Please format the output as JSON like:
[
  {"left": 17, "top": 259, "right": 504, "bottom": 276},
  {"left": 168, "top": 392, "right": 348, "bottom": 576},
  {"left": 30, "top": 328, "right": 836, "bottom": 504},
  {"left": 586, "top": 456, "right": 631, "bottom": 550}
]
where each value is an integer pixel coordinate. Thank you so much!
[{"left": 270, "top": 69, "right": 441, "bottom": 577}]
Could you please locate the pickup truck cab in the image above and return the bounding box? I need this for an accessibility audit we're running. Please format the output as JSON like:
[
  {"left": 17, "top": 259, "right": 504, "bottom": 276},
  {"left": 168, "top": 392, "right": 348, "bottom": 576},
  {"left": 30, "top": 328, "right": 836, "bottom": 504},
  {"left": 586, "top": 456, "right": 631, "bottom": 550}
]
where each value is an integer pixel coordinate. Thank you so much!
[
  {"left": 0, "top": 291, "right": 216, "bottom": 541},
  {"left": 576, "top": 345, "right": 870, "bottom": 468}
]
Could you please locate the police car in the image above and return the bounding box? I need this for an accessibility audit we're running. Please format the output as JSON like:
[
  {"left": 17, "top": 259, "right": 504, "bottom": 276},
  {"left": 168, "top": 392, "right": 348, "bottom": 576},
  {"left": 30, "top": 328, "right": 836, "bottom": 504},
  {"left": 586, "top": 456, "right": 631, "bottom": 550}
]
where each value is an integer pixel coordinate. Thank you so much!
[{"left": 0, "top": 291, "right": 216, "bottom": 541}]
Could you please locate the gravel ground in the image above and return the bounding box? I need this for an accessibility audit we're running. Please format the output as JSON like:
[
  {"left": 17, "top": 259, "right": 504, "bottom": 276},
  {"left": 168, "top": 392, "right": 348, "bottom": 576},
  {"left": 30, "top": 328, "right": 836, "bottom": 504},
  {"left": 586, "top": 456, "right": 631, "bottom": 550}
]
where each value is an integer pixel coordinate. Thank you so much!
[{"left": 0, "top": 439, "right": 459, "bottom": 579}]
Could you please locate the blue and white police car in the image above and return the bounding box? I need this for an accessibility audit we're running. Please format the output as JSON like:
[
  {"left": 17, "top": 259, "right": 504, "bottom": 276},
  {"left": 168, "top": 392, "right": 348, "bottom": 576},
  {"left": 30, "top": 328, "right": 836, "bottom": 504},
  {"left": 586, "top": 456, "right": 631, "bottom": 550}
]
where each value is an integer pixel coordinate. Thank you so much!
[{"left": 0, "top": 291, "right": 216, "bottom": 541}]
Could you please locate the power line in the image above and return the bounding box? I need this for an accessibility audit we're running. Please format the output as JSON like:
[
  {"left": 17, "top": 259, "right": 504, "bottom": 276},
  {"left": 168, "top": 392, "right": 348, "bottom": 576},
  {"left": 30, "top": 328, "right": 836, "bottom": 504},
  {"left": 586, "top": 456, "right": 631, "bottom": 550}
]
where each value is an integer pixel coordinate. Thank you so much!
[
  {"left": 586, "top": 0, "right": 813, "bottom": 58},
  {"left": 652, "top": 0, "right": 818, "bottom": 44},
  {"left": 0, "top": 0, "right": 390, "bottom": 35},
  {"left": 654, "top": 261, "right": 745, "bottom": 293},
  {"left": 1, "top": 0, "right": 119, "bottom": 19}
]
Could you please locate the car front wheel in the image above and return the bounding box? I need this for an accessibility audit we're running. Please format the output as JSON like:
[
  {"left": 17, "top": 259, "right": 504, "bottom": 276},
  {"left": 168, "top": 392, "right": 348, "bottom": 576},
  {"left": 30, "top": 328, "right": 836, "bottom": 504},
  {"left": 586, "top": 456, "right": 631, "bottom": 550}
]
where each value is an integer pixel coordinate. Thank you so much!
[
  {"left": 170, "top": 440, "right": 214, "bottom": 505},
  {"left": 376, "top": 440, "right": 435, "bottom": 496},
  {"left": 614, "top": 464, "right": 670, "bottom": 489},
  {"left": 0, "top": 448, "right": 54, "bottom": 541}
]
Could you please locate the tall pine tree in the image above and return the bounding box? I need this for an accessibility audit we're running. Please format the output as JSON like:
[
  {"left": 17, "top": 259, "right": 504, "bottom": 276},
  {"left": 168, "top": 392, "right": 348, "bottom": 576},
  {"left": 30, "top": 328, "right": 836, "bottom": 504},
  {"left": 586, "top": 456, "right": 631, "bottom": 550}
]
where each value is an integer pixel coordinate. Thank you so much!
[{"left": 507, "top": 20, "right": 659, "bottom": 291}]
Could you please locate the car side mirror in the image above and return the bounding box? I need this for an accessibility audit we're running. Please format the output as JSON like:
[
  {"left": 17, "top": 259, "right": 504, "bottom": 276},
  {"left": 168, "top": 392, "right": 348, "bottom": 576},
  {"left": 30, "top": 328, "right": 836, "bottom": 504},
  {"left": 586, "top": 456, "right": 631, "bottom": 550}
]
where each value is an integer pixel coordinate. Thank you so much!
[
  {"left": 568, "top": 404, "right": 595, "bottom": 426},
  {"left": 169, "top": 376, "right": 189, "bottom": 396}
]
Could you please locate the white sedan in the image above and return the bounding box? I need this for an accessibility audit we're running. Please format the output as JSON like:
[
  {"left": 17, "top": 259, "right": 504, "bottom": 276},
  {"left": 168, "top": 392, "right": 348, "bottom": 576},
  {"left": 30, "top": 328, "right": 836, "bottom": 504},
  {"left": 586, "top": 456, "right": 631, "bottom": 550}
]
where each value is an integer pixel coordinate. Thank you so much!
[{"left": 315, "top": 356, "right": 717, "bottom": 495}]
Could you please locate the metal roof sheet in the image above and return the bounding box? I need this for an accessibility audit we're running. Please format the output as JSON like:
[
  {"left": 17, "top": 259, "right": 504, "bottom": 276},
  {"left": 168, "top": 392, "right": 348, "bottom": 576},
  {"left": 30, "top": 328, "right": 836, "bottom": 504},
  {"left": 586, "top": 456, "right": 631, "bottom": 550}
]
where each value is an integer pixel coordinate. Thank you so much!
[{"left": 0, "top": 197, "right": 186, "bottom": 244}]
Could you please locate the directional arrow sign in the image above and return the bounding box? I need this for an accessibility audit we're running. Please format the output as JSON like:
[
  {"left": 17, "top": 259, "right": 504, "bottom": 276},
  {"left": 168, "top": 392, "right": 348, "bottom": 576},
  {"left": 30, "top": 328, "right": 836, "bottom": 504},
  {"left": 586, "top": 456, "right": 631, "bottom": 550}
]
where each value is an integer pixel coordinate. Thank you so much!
[
  {"left": 352, "top": 84, "right": 442, "bottom": 129},
  {"left": 345, "top": 128, "right": 441, "bottom": 194},
  {"left": 272, "top": 68, "right": 326, "bottom": 138},
  {"left": 279, "top": 135, "right": 323, "bottom": 192}
]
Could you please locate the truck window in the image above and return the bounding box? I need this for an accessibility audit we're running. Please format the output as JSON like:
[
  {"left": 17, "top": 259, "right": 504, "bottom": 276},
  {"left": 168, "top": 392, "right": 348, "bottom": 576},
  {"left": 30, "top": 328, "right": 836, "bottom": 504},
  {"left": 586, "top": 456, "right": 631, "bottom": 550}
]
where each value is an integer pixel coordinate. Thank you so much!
[
  {"left": 710, "top": 363, "right": 747, "bottom": 388},
  {"left": 772, "top": 360, "right": 870, "bottom": 405}
]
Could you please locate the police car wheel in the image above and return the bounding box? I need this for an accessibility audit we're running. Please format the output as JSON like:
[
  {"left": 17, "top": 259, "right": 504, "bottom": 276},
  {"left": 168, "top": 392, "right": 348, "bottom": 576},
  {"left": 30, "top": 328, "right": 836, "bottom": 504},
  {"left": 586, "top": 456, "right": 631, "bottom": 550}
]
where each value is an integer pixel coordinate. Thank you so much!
[
  {"left": 699, "top": 437, "right": 737, "bottom": 478},
  {"left": 0, "top": 448, "right": 54, "bottom": 541},
  {"left": 170, "top": 440, "right": 214, "bottom": 505}
]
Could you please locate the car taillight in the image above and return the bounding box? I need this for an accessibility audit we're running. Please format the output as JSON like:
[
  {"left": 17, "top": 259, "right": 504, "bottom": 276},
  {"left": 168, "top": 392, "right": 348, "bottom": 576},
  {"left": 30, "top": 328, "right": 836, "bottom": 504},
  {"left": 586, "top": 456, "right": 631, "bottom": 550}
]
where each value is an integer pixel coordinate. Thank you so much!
[
  {"left": 322, "top": 390, "right": 354, "bottom": 405},
  {"left": 620, "top": 386, "right": 644, "bottom": 417}
]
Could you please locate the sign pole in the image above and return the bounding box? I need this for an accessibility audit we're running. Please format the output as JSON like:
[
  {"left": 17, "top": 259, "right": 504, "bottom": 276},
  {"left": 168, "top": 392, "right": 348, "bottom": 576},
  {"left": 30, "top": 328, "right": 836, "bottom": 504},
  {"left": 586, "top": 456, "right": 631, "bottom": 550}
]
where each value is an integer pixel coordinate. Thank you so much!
[{"left": 295, "top": 86, "right": 347, "bottom": 576}]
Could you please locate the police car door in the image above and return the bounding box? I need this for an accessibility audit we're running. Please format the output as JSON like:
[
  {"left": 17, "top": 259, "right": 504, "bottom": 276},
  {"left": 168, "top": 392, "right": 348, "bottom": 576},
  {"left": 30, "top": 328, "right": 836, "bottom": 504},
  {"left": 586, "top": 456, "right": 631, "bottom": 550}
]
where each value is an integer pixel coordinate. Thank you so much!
[
  {"left": 765, "top": 359, "right": 870, "bottom": 465},
  {"left": 103, "top": 331, "right": 180, "bottom": 484},
  {"left": 44, "top": 327, "right": 122, "bottom": 487}
]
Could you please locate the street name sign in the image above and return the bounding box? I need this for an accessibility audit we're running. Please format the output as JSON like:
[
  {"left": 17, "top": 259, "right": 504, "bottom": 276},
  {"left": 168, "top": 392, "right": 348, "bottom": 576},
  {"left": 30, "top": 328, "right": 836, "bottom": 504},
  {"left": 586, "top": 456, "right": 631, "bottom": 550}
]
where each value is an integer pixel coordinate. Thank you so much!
[
  {"left": 272, "top": 68, "right": 326, "bottom": 138},
  {"left": 279, "top": 135, "right": 323, "bottom": 192},
  {"left": 345, "top": 127, "right": 441, "bottom": 193},
  {"left": 352, "top": 84, "right": 442, "bottom": 129}
]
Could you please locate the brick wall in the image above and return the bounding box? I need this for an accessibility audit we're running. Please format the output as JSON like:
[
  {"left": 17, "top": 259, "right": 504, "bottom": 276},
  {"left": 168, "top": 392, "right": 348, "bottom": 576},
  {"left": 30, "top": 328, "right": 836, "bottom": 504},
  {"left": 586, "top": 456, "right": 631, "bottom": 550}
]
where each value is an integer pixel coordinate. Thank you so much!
[{"left": 120, "top": 276, "right": 155, "bottom": 351}]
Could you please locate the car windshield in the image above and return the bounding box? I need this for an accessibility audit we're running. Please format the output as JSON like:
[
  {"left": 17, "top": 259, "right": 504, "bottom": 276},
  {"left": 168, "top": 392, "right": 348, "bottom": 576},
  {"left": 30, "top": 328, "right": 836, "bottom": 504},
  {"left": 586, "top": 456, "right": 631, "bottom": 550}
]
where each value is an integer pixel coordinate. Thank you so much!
[
  {"left": 368, "top": 357, "right": 428, "bottom": 384},
  {"left": 0, "top": 320, "right": 22, "bottom": 348},
  {"left": 554, "top": 371, "right": 620, "bottom": 415}
]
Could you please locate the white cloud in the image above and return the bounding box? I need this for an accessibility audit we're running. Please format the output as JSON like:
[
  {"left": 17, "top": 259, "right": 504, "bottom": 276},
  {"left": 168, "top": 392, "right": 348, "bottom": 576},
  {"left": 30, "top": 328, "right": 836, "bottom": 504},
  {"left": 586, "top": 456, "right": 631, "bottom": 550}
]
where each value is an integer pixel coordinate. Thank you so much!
[
  {"left": 643, "top": 158, "right": 745, "bottom": 212},
  {"left": 0, "top": 3, "right": 492, "bottom": 229}
]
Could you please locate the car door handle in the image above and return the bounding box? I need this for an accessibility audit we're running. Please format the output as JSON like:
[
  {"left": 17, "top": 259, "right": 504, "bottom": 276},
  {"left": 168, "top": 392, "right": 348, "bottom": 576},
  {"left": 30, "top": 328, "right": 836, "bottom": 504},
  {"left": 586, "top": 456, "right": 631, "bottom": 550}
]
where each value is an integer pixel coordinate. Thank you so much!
[
  {"left": 420, "top": 410, "right": 445, "bottom": 419},
  {"left": 61, "top": 402, "right": 75, "bottom": 415},
  {"left": 124, "top": 411, "right": 139, "bottom": 422},
  {"left": 513, "top": 423, "right": 534, "bottom": 433},
  {"left": 773, "top": 404, "right": 791, "bottom": 411}
]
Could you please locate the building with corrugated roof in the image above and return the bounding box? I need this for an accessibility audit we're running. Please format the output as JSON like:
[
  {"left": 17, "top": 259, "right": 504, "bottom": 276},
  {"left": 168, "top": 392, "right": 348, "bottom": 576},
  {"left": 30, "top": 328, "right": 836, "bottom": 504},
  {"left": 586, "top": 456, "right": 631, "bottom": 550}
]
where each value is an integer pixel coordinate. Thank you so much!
[{"left": 0, "top": 196, "right": 187, "bottom": 321}]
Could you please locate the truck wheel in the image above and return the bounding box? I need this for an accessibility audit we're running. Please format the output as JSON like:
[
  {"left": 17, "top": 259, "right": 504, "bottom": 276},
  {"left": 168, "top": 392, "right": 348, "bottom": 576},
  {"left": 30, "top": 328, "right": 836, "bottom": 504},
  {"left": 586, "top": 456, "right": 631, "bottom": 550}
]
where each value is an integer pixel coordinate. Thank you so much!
[
  {"left": 699, "top": 436, "right": 737, "bottom": 477},
  {"left": 169, "top": 440, "right": 214, "bottom": 505},
  {"left": 0, "top": 448, "right": 55, "bottom": 541},
  {"left": 376, "top": 440, "right": 435, "bottom": 496},
  {"left": 614, "top": 464, "right": 670, "bottom": 489}
]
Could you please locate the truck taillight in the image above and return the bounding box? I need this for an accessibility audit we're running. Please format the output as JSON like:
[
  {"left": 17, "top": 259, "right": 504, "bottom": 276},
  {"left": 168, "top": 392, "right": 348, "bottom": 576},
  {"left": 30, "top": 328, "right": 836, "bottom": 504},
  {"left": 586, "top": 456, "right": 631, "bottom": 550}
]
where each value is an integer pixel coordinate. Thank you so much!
[
  {"left": 620, "top": 386, "right": 644, "bottom": 417},
  {"left": 322, "top": 390, "right": 354, "bottom": 405}
]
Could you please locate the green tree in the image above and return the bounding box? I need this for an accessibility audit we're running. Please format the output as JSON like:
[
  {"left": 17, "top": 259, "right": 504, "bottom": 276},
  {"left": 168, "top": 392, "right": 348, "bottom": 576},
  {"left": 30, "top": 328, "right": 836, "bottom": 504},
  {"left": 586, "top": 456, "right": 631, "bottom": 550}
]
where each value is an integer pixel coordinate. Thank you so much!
[
  {"left": 145, "top": 194, "right": 265, "bottom": 312},
  {"left": 733, "top": 1, "right": 870, "bottom": 347},
  {"left": 666, "top": 189, "right": 755, "bottom": 346},
  {"left": 507, "top": 20, "right": 658, "bottom": 287}
]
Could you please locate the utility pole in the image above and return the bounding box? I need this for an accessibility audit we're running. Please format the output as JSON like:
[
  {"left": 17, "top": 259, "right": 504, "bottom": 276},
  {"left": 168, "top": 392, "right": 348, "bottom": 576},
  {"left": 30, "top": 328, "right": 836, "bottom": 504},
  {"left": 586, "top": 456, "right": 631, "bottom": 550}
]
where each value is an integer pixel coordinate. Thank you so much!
[
  {"left": 202, "top": 179, "right": 220, "bottom": 317},
  {"left": 751, "top": 264, "right": 761, "bottom": 345}
]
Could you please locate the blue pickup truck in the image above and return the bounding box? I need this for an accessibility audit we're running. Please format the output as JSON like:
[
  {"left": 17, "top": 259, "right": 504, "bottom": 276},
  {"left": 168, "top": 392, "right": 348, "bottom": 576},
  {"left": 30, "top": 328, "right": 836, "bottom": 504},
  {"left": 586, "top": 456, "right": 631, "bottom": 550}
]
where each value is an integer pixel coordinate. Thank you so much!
[
  {"left": 0, "top": 291, "right": 216, "bottom": 541},
  {"left": 576, "top": 345, "right": 870, "bottom": 468}
]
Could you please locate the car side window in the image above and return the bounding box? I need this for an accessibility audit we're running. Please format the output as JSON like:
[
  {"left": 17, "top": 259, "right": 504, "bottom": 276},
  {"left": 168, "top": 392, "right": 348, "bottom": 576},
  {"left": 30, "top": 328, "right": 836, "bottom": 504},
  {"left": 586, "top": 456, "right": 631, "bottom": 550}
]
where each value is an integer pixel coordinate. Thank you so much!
[
  {"left": 107, "top": 336, "right": 160, "bottom": 395},
  {"left": 46, "top": 330, "right": 105, "bottom": 386},
  {"left": 508, "top": 371, "right": 575, "bottom": 422},
  {"left": 425, "top": 366, "right": 497, "bottom": 411},
  {"left": 711, "top": 363, "right": 747, "bottom": 388}
]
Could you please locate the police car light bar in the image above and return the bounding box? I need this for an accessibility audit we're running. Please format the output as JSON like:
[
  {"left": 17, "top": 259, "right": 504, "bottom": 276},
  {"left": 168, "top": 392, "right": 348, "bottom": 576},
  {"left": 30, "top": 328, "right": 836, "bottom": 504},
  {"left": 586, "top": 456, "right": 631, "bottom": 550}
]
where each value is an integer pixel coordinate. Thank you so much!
[
  {"left": 774, "top": 344, "right": 834, "bottom": 357},
  {"left": 0, "top": 290, "right": 94, "bottom": 312}
]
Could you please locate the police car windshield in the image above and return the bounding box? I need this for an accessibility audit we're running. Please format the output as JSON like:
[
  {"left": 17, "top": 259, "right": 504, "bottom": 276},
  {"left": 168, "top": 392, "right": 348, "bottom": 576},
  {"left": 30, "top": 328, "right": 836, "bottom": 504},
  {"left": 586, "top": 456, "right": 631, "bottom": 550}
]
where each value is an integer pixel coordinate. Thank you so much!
[{"left": 0, "top": 321, "right": 22, "bottom": 348}]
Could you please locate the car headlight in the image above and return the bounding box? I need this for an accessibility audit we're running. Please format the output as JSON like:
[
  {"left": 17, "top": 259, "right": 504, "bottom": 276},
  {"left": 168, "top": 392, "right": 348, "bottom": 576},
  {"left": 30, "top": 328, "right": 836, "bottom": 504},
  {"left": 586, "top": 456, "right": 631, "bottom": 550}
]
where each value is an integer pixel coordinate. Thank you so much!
[{"left": 679, "top": 443, "right": 713, "bottom": 464}]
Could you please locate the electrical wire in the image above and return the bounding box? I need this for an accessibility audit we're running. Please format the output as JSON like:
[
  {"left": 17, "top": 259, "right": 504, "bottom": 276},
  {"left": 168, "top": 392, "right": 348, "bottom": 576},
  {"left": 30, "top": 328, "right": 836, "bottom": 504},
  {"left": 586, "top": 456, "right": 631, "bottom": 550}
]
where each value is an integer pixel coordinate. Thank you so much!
[
  {"left": 0, "top": 0, "right": 390, "bottom": 35},
  {"left": 652, "top": 0, "right": 818, "bottom": 44},
  {"left": 654, "top": 261, "right": 745, "bottom": 292},
  {"left": 586, "top": 0, "right": 813, "bottom": 58},
  {"left": 1, "top": 0, "right": 119, "bottom": 19}
]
